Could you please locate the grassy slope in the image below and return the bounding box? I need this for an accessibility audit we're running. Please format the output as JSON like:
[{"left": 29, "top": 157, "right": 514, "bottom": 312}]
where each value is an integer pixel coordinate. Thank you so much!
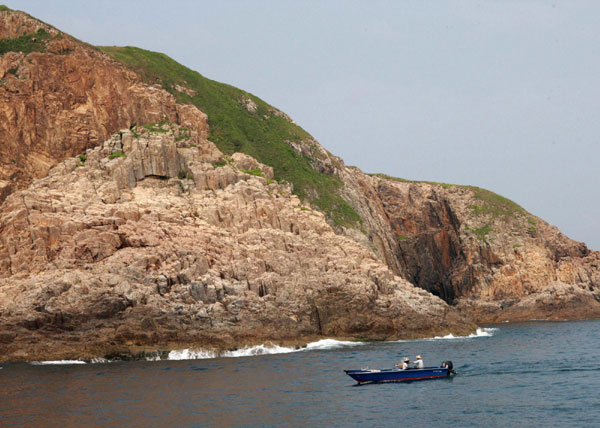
[
  {"left": 99, "top": 46, "right": 361, "bottom": 228},
  {"left": 0, "top": 28, "right": 51, "bottom": 55},
  {"left": 370, "top": 173, "right": 528, "bottom": 218}
]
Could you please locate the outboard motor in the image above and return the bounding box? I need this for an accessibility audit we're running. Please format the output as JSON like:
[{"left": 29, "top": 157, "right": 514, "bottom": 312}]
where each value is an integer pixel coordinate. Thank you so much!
[{"left": 441, "top": 361, "right": 456, "bottom": 375}]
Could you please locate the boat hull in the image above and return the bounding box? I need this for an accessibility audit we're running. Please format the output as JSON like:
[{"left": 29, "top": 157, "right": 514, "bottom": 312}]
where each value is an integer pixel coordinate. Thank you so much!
[{"left": 344, "top": 367, "right": 451, "bottom": 383}]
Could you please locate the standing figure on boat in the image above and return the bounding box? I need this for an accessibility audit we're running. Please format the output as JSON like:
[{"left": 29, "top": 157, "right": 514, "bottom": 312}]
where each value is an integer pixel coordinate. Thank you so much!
[{"left": 414, "top": 355, "right": 424, "bottom": 369}]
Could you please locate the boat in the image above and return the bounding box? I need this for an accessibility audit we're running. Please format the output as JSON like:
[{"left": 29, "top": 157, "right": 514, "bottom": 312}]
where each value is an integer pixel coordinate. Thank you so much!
[{"left": 344, "top": 361, "right": 455, "bottom": 384}]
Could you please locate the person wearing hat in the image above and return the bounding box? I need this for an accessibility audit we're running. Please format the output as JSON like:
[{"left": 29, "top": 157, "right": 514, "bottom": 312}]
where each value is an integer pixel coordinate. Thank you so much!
[
  {"left": 396, "top": 357, "right": 411, "bottom": 370},
  {"left": 414, "top": 355, "right": 424, "bottom": 369}
]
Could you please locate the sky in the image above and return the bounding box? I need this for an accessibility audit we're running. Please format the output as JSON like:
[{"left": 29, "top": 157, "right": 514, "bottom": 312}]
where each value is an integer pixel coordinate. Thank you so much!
[{"left": 7, "top": 0, "right": 600, "bottom": 250}]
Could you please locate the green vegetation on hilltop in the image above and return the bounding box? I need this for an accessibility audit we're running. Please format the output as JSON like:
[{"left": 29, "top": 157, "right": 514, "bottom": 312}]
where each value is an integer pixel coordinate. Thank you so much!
[
  {"left": 371, "top": 172, "right": 531, "bottom": 242},
  {"left": 0, "top": 28, "right": 51, "bottom": 56},
  {"left": 369, "top": 173, "right": 452, "bottom": 189},
  {"left": 370, "top": 173, "right": 526, "bottom": 218},
  {"left": 99, "top": 46, "right": 361, "bottom": 227},
  {"left": 468, "top": 186, "right": 526, "bottom": 217}
]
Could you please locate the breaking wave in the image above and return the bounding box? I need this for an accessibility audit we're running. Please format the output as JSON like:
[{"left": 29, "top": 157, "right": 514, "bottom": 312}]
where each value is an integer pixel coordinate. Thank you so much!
[
  {"left": 165, "top": 339, "right": 364, "bottom": 361},
  {"left": 27, "top": 329, "right": 498, "bottom": 364},
  {"left": 168, "top": 344, "right": 290, "bottom": 360},
  {"left": 30, "top": 360, "right": 87, "bottom": 365},
  {"left": 29, "top": 357, "right": 111, "bottom": 365},
  {"left": 389, "top": 327, "right": 499, "bottom": 344},
  {"left": 305, "top": 338, "right": 365, "bottom": 350},
  {"left": 432, "top": 327, "right": 498, "bottom": 340}
]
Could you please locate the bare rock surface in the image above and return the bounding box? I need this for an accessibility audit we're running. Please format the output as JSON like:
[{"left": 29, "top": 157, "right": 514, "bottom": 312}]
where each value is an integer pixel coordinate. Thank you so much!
[
  {"left": 284, "top": 141, "right": 600, "bottom": 322},
  {"left": 366, "top": 178, "right": 600, "bottom": 321},
  {"left": 0, "top": 127, "right": 475, "bottom": 362},
  {"left": 0, "top": 9, "right": 208, "bottom": 202}
]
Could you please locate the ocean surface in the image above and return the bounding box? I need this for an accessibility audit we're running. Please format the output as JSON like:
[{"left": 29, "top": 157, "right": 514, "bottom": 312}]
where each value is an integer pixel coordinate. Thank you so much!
[{"left": 1, "top": 320, "right": 599, "bottom": 427}]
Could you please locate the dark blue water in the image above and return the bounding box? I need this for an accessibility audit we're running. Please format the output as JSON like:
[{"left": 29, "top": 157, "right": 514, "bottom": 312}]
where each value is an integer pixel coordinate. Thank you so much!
[{"left": 1, "top": 320, "right": 599, "bottom": 427}]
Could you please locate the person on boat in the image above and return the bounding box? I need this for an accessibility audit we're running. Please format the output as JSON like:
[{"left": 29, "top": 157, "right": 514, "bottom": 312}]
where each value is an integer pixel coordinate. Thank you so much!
[
  {"left": 396, "top": 358, "right": 411, "bottom": 370},
  {"left": 414, "top": 355, "right": 424, "bottom": 369}
]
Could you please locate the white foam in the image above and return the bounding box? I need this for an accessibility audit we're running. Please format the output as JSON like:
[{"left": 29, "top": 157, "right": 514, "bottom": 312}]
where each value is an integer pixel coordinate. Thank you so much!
[
  {"left": 432, "top": 327, "right": 498, "bottom": 340},
  {"left": 304, "top": 338, "right": 366, "bottom": 350},
  {"left": 30, "top": 360, "right": 86, "bottom": 365},
  {"left": 165, "top": 343, "right": 298, "bottom": 361},
  {"left": 473, "top": 327, "right": 498, "bottom": 337},
  {"left": 166, "top": 349, "right": 218, "bottom": 360},
  {"left": 30, "top": 357, "right": 114, "bottom": 365},
  {"left": 163, "top": 330, "right": 498, "bottom": 361},
  {"left": 223, "top": 343, "right": 297, "bottom": 357},
  {"left": 29, "top": 329, "right": 499, "bottom": 364},
  {"left": 144, "top": 353, "right": 164, "bottom": 361},
  {"left": 163, "top": 339, "right": 366, "bottom": 361}
]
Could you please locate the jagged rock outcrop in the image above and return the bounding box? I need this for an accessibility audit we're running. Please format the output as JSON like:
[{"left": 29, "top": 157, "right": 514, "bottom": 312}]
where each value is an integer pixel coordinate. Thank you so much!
[
  {"left": 285, "top": 139, "right": 600, "bottom": 321},
  {"left": 1, "top": 7, "right": 598, "bottom": 364},
  {"left": 367, "top": 177, "right": 600, "bottom": 321},
  {"left": 0, "top": 126, "right": 475, "bottom": 362},
  {"left": 0, "top": 8, "right": 208, "bottom": 202}
]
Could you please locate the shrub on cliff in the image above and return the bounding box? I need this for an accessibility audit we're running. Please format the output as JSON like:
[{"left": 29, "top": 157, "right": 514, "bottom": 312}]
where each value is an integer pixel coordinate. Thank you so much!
[{"left": 0, "top": 28, "right": 51, "bottom": 55}]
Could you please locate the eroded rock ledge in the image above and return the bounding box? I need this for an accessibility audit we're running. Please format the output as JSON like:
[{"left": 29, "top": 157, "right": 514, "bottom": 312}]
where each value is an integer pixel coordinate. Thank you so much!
[{"left": 0, "top": 126, "right": 475, "bottom": 362}]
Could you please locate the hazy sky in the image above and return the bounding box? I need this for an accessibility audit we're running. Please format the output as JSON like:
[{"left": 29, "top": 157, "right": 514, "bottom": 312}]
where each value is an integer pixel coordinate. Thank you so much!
[{"left": 8, "top": 1, "right": 600, "bottom": 250}]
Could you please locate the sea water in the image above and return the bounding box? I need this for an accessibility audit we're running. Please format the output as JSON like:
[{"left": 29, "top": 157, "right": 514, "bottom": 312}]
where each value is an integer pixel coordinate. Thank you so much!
[{"left": 1, "top": 320, "right": 599, "bottom": 427}]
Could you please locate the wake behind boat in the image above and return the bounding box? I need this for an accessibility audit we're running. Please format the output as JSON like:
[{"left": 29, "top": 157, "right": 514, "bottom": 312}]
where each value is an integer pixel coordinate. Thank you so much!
[{"left": 345, "top": 361, "right": 455, "bottom": 384}]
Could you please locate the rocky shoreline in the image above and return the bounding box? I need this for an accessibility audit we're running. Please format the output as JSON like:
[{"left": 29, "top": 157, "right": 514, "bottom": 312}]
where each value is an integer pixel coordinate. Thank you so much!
[
  {"left": 9, "top": 329, "right": 492, "bottom": 364},
  {"left": 0, "top": 126, "right": 476, "bottom": 363},
  {"left": 1, "top": 8, "right": 598, "bottom": 363}
]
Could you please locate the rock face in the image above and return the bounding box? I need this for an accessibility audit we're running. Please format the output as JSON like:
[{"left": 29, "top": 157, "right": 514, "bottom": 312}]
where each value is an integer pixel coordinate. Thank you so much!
[
  {"left": 0, "top": 126, "right": 475, "bottom": 362},
  {"left": 1, "top": 8, "right": 598, "bottom": 362},
  {"left": 0, "top": 9, "right": 208, "bottom": 202},
  {"left": 286, "top": 138, "right": 600, "bottom": 322},
  {"left": 366, "top": 178, "right": 600, "bottom": 322}
]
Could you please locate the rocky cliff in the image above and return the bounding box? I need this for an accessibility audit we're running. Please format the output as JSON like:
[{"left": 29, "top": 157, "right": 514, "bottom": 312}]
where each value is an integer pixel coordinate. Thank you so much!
[
  {"left": 0, "top": 125, "right": 474, "bottom": 362},
  {"left": 0, "top": 8, "right": 208, "bottom": 202},
  {"left": 343, "top": 173, "right": 600, "bottom": 322},
  {"left": 285, "top": 137, "right": 600, "bottom": 323},
  {"left": 95, "top": 45, "right": 600, "bottom": 323},
  {"left": 0, "top": 7, "right": 598, "bottom": 361}
]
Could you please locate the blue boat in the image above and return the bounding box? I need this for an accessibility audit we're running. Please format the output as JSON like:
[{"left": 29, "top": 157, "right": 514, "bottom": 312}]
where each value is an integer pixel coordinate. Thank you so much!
[{"left": 345, "top": 361, "right": 455, "bottom": 384}]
